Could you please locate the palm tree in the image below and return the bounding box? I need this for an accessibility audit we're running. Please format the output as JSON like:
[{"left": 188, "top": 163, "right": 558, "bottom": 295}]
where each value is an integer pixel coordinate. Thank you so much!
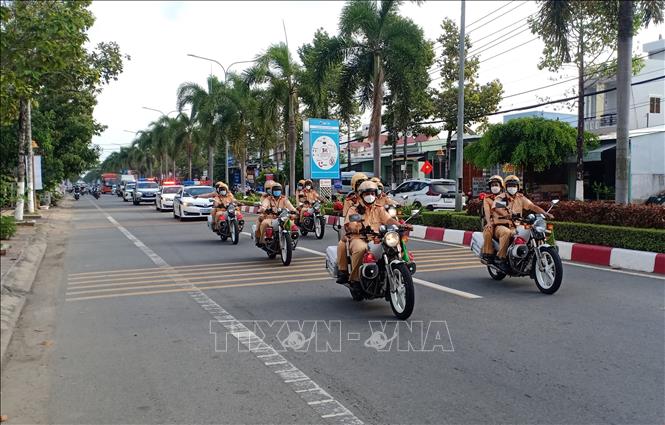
[
  {"left": 314, "top": 0, "right": 430, "bottom": 177},
  {"left": 171, "top": 112, "right": 197, "bottom": 180},
  {"left": 245, "top": 43, "right": 300, "bottom": 194},
  {"left": 176, "top": 75, "right": 226, "bottom": 181}
]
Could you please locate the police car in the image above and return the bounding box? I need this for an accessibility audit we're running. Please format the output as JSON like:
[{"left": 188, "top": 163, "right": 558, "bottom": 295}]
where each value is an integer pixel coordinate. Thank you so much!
[
  {"left": 122, "top": 182, "right": 136, "bottom": 202},
  {"left": 155, "top": 181, "right": 183, "bottom": 211},
  {"left": 132, "top": 179, "right": 159, "bottom": 205},
  {"left": 172, "top": 185, "right": 215, "bottom": 220}
]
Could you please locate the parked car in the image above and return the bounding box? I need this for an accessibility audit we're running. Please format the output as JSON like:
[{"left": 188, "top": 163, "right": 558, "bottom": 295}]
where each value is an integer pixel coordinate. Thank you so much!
[
  {"left": 155, "top": 184, "right": 183, "bottom": 211},
  {"left": 172, "top": 185, "right": 215, "bottom": 220},
  {"left": 645, "top": 190, "right": 665, "bottom": 206},
  {"left": 389, "top": 178, "right": 466, "bottom": 210},
  {"left": 338, "top": 171, "right": 374, "bottom": 195}
]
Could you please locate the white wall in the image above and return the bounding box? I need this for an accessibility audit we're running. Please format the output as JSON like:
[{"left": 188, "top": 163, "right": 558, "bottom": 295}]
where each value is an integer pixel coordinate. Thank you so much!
[{"left": 631, "top": 130, "right": 665, "bottom": 202}]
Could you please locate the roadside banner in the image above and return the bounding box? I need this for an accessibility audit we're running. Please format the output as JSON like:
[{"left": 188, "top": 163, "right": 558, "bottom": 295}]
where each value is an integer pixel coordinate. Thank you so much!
[{"left": 306, "top": 118, "right": 340, "bottom": 180}]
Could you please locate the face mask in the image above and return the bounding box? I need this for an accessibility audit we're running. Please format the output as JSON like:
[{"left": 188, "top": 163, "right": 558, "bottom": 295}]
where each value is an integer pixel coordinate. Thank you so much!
[
  {"left": 507, "top": 187, "right": 518, "bottom": 196},
  {"left": 219, "top": 190, "right": 227, "bottom": 196},
  {"left": 305, "top": 185, "right": 312, "bottom": 190},
  {"left": 363, "top": 194, "right": 376, "bottom": 204},
  {"left": 490, "top": 186, "right": 501, "bottom": 194},
  {"left": 273, "top": 191, "right": 282, "bottom": 197},
  {"left": 297, "top": 185, "right": 303, "bottom": 190}
]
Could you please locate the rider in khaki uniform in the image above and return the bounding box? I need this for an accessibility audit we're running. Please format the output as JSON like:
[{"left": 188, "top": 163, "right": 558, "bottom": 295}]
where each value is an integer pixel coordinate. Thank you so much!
[
  {"left": 299, "top": 179, "right": 325, "bottom": 223},
  {"left": 492, "top": 175, "right": 553, "bottom": 269},
  {"left": 481, "top": 175, "right": 504, "bottom": 261},
  {"left": 344, "top": 180, "right": 400, "bottom": 284},
  {"left": 295, "top": 179, "right": 306, "bottom": 205},
  {"left": 197, "top": 182, "right": 236, "bottom": 230},
  {"left": 371, "top": 177, "right": 398, "bottom": 207},
  {"left": 336, "top": 173, "right": 368, "bottom": 283},
  {"left": 257, "top": 183, "right": 296, "bottom": 245},
  {"left": 255, "top": 180, "right": 275, "bottom": 240}
]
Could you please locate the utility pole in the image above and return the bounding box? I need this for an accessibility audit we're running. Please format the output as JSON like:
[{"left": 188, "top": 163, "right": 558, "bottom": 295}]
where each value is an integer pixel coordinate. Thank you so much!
[
  {"left": 455, "top": 0, "right": 466, "bottom": 212},
  {"left": 615, "top": 0, "right": 633, "bottom": 204}
]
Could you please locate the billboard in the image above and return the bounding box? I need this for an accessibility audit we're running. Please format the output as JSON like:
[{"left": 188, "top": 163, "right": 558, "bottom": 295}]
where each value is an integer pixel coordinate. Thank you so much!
[{"left": 305, "top": 118, "right": 340, "bottom": 180}]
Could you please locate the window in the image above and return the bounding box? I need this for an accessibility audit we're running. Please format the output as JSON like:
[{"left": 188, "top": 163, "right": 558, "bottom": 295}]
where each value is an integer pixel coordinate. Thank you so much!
[{"left": 650, "top": 97, "right": 661, "bottom": 114}]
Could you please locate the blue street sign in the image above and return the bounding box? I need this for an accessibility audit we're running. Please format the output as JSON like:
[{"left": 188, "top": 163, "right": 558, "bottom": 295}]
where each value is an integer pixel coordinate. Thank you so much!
[{"left": 309, "top": 118, "right": 340, "bottom": 180}]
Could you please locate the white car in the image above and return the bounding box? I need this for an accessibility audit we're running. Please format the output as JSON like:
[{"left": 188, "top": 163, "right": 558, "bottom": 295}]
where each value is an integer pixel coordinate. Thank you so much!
[
  {"left": 133, "top": 180, "right": 159, "bottom": 205},
  {"left": 155, "top": 184, "right": 183, "bottom": 211},
  {"left": 172, "top": 185, "right": 214, "bottom": 220},
  {"left": 122, "top": 182, "right": 136, "bottom": 202},
  {"left": 389, "top": 178, "right": 465, "bottom": 210}
]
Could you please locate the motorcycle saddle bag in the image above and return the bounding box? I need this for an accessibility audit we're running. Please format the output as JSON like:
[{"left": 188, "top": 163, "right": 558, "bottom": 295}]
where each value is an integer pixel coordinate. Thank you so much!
[
  {"left": 470, "top": 231, "right": 484, "bottom": 257},
  {"left": 325, "top": 246, "right": 338, "bottom": 278}
]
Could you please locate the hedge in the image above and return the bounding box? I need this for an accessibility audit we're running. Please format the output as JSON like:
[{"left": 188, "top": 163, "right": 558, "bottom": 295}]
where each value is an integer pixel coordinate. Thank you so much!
[
  {"left": 421, "top": 211, "right": 481, "bottom": 231},
  {"left": 466, "top": 198, "right": 665, "bottom": 229},
  {"left": 552, "top": 222, "right": 665, "bottom": 253},
  {"left": 0, "top": 216, "right": 17, "bottom": 240}
]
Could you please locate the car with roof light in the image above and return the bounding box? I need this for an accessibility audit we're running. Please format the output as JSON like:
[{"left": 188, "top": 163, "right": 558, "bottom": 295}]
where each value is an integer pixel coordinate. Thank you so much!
[
  {"left": 155, "top": 181, "right": 183, "bottom": 211},
  {"left": 132, "top": 179, "right": 159, "bottom": 205}
]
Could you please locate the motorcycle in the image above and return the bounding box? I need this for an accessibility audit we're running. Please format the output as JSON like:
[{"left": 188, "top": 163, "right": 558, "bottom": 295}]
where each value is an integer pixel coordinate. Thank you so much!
[
  {"left": 298, "top": 200, "right": 326, "bottom": 239},
  {"left": 251, "top": 208, "right": 300, "bottom": 266},
  {"left": 326, "top": 210, "right": 419, "bottom": 320},
  {"left": 207, "top": 203, "right": 244, "bottom": 245},
  {"left": 92, "top": 188, "right": 100, "bottom": 199},
  {"left": 470, "top": 199, "right": 562, "bottom": 294}
]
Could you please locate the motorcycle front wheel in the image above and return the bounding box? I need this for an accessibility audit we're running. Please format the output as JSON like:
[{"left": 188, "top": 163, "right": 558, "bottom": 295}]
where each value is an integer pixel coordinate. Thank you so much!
[
  {"left": 315, "top": 216, "right": 325, "bottom": 239},
  {"left": 230, "top": 221, "right": 239, "bottom": 245},
  {"left": 280, "top": 231, "right": 292, "bottom": 266},
  {"left": 389, "top": 263, "right": 415, "bottom": 320},
  {"left": 534, "top": 246, "right": 563, "bottom": 294}
]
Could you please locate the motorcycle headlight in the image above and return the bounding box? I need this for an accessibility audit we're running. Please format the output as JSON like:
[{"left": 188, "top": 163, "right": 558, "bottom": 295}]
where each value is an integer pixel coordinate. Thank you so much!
[
  {"left": 384, "top": 231, "right": 400, "bottom": 248},
  {"left": 228, "top": 205, "right": 235, "bottom": 212}
]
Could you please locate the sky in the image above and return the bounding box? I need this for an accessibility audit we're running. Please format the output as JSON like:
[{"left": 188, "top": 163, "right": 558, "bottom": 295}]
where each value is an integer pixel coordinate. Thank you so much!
[{"left": 87, "top": 1, "right": 665, "bottom": 160}]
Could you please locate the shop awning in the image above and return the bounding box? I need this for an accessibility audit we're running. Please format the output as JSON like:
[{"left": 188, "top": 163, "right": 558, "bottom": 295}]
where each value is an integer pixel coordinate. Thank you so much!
[{"left": 566, "top": 143, "right": 616, "bottom": 163}]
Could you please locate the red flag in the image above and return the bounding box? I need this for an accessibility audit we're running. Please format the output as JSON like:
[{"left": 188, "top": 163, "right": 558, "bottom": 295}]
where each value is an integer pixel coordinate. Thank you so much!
[{"left": 420, "top": 160, "right": 433, "bottom": 174}]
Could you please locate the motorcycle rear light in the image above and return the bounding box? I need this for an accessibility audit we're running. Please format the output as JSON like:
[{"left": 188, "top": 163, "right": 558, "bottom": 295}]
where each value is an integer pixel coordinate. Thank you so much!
[
  {"left": 303, "top": 211, "right": 312, "bottom": 217},
  {"left": 265, "top": 228, "right": 274, "bottom": 238},
  {"left": 237, "top": 212, "right": 243, "bottom": 220},
  {"left": 363, "top": 252, "right": 377, "bottom": 264},
  {"left": 408, "top": 252, "right": 414, "bottom": 262},
  {"left": 478, "top": 192, "right": 486, "bottom": 201},
  {"left": 291, "top": 224, "right": 299, "bottom": 232},
  {"left": 514, "top": 237, "right": 527, "bottom": 245}
]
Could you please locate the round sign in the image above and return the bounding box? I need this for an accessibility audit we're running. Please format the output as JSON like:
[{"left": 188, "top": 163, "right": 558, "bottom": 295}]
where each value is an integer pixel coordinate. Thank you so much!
[{"left": 311, "top": 136, "right": 338, "bottom": 171}]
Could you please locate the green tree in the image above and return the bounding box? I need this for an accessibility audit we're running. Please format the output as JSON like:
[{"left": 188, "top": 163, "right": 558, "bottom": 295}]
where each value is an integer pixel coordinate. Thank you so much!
[
  {"left": 245, "top": 43, "right": 300, "bottom": 194},
  {"left": 315, "top": 0, "right": 430, "bottom": 178},
  {"left": 433, "top": 17, "right": 503, "bottom": 179},
  {"left": 465, "top": 117, "right": 599, "bottom": 191}
]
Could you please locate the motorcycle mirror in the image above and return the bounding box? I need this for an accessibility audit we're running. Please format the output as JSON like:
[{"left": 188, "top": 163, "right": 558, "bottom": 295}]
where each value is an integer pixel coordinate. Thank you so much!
[
  {"left": 411, "top": 209, "right": 420, "bottom": 217},
  {"left": 348, "top": 214, "right": 362, "bottom": 223},
  {"left": 551, "top": 199, "right": 560, "bottom": 205}
]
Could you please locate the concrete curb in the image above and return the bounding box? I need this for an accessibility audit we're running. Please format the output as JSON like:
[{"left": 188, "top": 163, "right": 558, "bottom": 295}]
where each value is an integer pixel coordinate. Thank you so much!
[
  {"left": 0, "top": 225, "right": 48, "bottom": 367},
  {"left": 237, "top": 206, "right": 664, "bottom": 275}
]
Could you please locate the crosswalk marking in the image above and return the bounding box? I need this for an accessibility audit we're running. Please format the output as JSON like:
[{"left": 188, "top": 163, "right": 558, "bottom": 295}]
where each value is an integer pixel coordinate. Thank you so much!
[{"left": 65, "top": 247, "right": 480, "bottom": 302}]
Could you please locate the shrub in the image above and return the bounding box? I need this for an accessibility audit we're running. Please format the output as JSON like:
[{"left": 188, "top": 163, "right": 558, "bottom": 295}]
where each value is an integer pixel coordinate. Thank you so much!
[
  {"left": 466, "top": 198, "right": 665, "bottom": 229},
  {"left": 421, "top": 211, "right": 481, "bottom": 231},
  {"left": 0, "top": 216, "right": 17, "bottom": 240},
  {"left": 553, "top": 222, "right": 665, "bottom": 253}
]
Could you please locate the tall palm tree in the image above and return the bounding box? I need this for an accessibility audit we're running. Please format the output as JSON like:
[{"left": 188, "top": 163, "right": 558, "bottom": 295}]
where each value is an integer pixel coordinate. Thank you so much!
[
  {"left": 171, "top": 112, "right": 197, "bottom": 180},
  {"left": 314, "top": 0, "right": 430, "bottom": 177},
  {"left": 245, "top": 43, "right": 300, "bottom": 194},
  {"left": 176, "top": 75, "right": 226, "bottom": 181}
]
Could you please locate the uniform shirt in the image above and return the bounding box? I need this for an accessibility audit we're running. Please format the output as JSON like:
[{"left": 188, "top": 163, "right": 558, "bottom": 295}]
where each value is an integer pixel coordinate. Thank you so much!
[
  {"left": 212, "top": 193, "right": 236, "bottom": 208},
  {"left": 492, "top": 192, "right": 536, "bottom": 226},
  {"left": 260, "top": 195, "right": 296, "bottom": 214},
  {"left": 483, "top": 194, "right": 497, "bottom": 225},
  {"left": 345, "top": 203, "right": 394, "bottom": 236},
  {"left": 343, "top": 193, "right": 359, "bottom": 217},
  {"left": 375, "top": 194, "right": 398, "bottom": 207},
  {"left": 302, "top": 189, "right": 321, "bottom": 203}
]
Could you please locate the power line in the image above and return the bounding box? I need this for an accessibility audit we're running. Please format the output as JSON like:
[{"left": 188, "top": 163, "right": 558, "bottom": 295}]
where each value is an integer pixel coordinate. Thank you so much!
[
  {"left": 477, "top": 37, "right": 539, "bottom": 64},
  {"left": 469, "top": 26, "right": 532, "bottom": 57},
  {"left": 472, "top": 14, "right": 533, "bottom": 45},
  {"left": 466, "top": 0, "right": 516, "bottom": 30},
  {"left": 467, "top": 1, "right": 529, "bottom": 34}
]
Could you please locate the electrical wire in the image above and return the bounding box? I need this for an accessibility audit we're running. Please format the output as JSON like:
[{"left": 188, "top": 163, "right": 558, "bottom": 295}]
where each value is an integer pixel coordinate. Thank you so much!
[
  {"left": 467, "top": 1, "right": 529, "bottom": 34},
  {"left": 465, "top": 0, "right": 516, "bottom": 29}
]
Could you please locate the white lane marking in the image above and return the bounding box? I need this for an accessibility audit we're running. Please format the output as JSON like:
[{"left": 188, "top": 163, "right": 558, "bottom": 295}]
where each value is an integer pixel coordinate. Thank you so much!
[
  {"left": 413, "top": 277, "right": 483, "bottom": 299},
  {"left": 297, "top": 246, "right": 326, "bottom": 257},
  {"left": 562, "top": 261, "right": 665, "bottom": 281},
  {"left": 296, "top": 246, "right": 482, "bottom": 299},
  {"left": 89, "top": 200, "right": 363, "bottom": 425}
]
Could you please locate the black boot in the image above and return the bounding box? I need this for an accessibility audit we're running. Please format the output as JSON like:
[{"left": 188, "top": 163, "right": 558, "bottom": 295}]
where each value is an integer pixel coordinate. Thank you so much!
[{"left": 336, "top": 271, "right": 349, "bottom": 284}]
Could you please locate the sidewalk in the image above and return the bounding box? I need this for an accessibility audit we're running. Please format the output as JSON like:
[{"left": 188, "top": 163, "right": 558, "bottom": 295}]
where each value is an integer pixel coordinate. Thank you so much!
[{"left": 0, "top": 203, "right": 59, "bottom": 367}]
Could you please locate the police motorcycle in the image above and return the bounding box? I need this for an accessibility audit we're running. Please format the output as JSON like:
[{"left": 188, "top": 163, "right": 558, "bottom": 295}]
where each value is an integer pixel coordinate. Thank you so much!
[
  {"left": 327, "top": 209, "right": 419, "bottom": 320},
  {"left": 92, "top": 185, "right": 100, "bottom": 199},
  {"left": 207, "top": 202, "right": 244, "bottom": 245},
  {"left": 470, "top": 199, "right": 563, "bottom": 294},
  {"left": 298, "top": 200, "right": 326, "bottom": 239},
  {"left": 73, "top": 186, "right": 80, "bottom": 200},
  {"left": 251, "top": 208, "right": 300, "bottom": 266}
]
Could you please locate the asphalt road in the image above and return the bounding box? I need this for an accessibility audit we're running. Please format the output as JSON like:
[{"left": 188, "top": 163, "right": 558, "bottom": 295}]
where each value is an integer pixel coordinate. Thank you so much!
[{"left": 2, "top": 194, "right": 664, "bottom": 424}]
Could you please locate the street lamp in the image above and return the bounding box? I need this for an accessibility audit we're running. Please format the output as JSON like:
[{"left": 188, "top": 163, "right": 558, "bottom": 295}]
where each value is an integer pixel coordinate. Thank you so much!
[
  {"left": 187, "top": 53, "right": 256, "bottom": 184},
  {"left": 142, "top": 106, "right": 179, "bottom": 116}
]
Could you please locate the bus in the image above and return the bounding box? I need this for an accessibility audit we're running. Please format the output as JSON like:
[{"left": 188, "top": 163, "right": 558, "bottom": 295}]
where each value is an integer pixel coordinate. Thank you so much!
[{"left": 101, "top": 173, "right": 119, "bottom": 194}]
